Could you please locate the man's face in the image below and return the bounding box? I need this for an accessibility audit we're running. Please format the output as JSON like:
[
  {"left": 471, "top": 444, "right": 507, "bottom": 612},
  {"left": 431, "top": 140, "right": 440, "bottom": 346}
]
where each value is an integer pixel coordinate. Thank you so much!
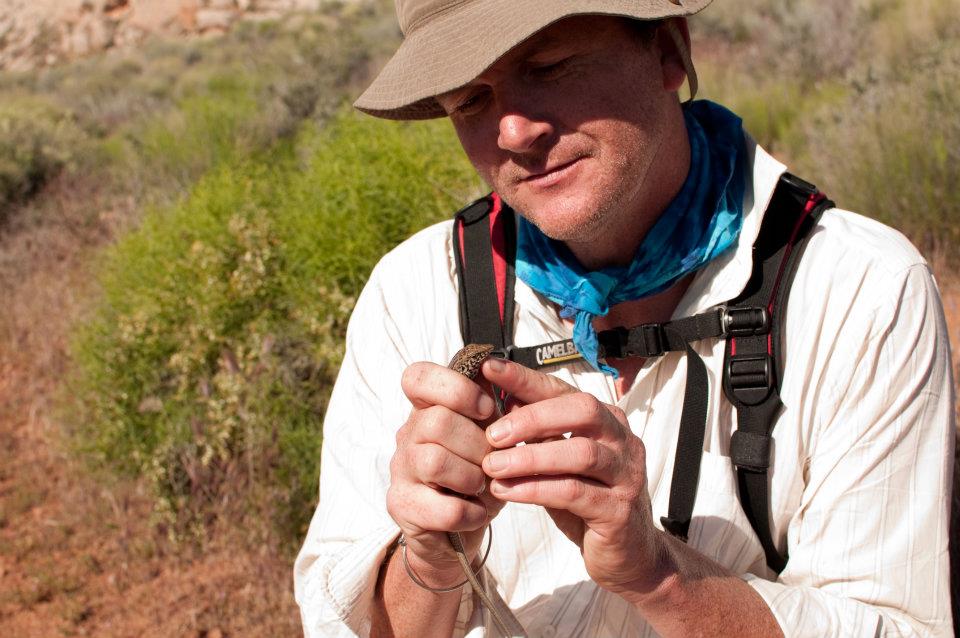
[{"left": 437, "top": 16, "right": 685, "bottom": 246}]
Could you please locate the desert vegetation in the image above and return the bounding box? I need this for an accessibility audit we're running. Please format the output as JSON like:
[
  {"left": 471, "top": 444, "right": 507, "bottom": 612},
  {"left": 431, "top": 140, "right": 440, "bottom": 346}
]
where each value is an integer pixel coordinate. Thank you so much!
[{"left": 0, "top": 0, "right": 957, "bottom": 635}]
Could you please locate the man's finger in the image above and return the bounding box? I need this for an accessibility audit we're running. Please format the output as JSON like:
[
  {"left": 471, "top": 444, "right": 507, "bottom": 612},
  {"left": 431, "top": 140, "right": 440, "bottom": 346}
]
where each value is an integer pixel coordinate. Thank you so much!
[
  {"left": 402, "top": 361, "right": 497, "bottom": 420},
  {"left": 480, "top": 357, "right": 577, "bottom": 405},
  {"left": 406, "top": 406, "right": 491, "bottom": 465},
  {"left": 488, "top": 475, "right": 611, "bottom": 524},
  {"left": 485, "top": 392, "right": 627, "bottom": 448},
  {"left": 412, "top": 442, "right": 489, "bottom": 496},
  {"left": 389, "top": 483, "right": 491, "bottom": 534},
  {"left": 483, "top": 436, "right": 620, "bottom": 485}
]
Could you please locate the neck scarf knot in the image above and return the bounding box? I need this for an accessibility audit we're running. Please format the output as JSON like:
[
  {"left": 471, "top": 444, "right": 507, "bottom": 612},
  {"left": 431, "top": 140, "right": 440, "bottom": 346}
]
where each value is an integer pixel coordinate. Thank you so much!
[{"left": 515, "top": 100, "right": 746, "bottom": 376}]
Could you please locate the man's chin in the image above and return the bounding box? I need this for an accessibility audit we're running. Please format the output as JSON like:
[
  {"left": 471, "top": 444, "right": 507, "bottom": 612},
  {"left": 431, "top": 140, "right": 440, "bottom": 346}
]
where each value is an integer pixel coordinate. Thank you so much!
[{"left": 504, "top": 194, "right": 605, "bottom": 243}]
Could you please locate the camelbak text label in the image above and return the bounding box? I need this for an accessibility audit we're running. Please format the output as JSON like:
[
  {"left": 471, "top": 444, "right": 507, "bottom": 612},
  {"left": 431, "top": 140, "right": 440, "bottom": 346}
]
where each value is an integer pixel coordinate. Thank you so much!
[{"left": 535, "top": 341, "right": 582, "bottom": 366}]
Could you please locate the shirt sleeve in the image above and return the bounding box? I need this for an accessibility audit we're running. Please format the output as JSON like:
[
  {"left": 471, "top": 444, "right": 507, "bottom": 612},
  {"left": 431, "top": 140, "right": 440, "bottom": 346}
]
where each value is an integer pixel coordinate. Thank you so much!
[
  {"left": 746, "top": 261, "right": 956, "bottom": 637},
  {"left": 292, "top": 260, "right": 410, "bottom": 637},
  {"left": 292, "top": 224, "right": 481, "bottom": 637}
]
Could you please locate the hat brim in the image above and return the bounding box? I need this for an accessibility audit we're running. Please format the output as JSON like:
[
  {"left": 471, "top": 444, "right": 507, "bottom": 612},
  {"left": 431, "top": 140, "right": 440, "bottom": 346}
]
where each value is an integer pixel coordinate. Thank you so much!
[{"left": 354, "top": 0, "right": 712, "bottom": 121}]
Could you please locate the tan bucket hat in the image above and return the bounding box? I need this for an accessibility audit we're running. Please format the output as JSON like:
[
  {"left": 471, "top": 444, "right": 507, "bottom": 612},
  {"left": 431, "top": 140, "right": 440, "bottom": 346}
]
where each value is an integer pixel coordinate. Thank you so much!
[{"left": 355, "top": 0, "right": 713, "bottom": 120}]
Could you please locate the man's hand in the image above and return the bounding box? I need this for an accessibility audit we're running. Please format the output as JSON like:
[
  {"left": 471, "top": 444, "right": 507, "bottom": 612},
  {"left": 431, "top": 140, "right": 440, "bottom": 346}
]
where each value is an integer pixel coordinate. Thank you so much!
[
  {"left": 479, "top": 357, "right": 670, "bottom": 600},
  {"left": 386, "top": 361, "right": 506, "bottom": 588}
]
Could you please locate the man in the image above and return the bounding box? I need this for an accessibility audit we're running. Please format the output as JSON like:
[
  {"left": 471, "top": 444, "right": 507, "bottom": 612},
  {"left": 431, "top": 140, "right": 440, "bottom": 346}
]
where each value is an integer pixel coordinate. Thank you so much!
[{"left": 294, "top": 1, "right": 956, "bottom": 636}]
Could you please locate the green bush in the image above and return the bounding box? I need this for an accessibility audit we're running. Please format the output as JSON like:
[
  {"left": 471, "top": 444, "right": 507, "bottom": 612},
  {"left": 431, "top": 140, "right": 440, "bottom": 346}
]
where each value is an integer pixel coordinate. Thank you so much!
[
  {"left": 695, "top": 0, "right": 960, "bottom": 259},
  {"left": 67, "top": 110, "right": 483, "bottom": 544},
  {"left": 0, "top": 96, "right": 86, "bottom": 217},
  {"left": 0, "top": 2, "right": 399, "bottom": 219},
  {"left": 795, "top": 41, "right": 960, "bottom": 255}
]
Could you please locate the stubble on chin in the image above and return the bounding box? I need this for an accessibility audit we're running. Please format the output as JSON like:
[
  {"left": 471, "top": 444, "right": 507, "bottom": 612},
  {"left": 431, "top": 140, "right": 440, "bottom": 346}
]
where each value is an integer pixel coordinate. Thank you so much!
[{"left": 507, "top": 152, "right": 638, "bottom": 246}]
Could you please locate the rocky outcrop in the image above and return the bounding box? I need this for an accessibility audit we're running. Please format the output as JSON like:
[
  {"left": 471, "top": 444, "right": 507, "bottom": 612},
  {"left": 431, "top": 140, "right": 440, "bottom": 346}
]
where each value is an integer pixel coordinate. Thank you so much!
[{"left": 0, "top": 0, "right": 327, "bottom": 71}]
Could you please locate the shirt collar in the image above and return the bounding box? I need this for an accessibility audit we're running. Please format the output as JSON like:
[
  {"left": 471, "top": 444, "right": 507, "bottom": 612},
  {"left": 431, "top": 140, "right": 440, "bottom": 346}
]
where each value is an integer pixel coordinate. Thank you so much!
[
  {"left": 512, "top": 134, "right": 787, "bottom": 329},
  {"left": 673, "top": 134, "right": 786, "bottom": 318}
]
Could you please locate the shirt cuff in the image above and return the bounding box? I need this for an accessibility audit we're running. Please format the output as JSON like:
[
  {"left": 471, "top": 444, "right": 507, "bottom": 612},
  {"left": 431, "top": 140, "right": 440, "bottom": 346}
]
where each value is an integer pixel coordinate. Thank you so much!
[
  {"left": 298, "top": 524, "right": 399, "bottom": 637},
  {"left": 742, "top": 573, "right": 886, "bottom": 637}
]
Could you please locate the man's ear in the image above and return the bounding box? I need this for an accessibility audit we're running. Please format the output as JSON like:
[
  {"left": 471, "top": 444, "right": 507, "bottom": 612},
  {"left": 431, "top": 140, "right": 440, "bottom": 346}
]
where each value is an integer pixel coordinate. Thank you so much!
[{"left": 658, "top": 18, "right": 696, "bottom": 98}]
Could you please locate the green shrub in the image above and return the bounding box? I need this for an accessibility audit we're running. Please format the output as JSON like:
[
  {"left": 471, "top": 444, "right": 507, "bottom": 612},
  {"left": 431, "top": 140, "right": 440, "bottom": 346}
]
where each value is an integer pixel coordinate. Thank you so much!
[
  {"left": 795, "top": 40, "right": 960, "bottom": 255},
  {"left": 694, "top": 0, "right": 960, "bottom": 258},
  {"left": 67, "top": 110, "right": 483, "bottom": 544},
  {"left": 0, "top": 96, "right": 86, "bottom": 217},
  {"left": 0, "top": 2, "right": 398, "bottom": 219}
]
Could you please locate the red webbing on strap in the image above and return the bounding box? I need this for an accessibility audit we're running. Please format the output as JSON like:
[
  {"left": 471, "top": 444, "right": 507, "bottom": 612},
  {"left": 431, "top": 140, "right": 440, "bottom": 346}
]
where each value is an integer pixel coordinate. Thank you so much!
[
  {"left": 488, "top": 193, "right": 507, "bottom": 324},
  {"left": 730, "top": 191, "right": 826, "bottom": 357},
  {"left": 763, "top": 192, "right": 825, "bottom": 353},
  {"left": 455, "top": 193, "right": 507, "bottom": 326}
]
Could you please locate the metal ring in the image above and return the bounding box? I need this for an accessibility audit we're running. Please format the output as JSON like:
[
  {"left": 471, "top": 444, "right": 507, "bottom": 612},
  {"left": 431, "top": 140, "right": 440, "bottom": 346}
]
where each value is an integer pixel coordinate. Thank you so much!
[{"left": 399, "top": 526, "right": 493, "bottom": 593}]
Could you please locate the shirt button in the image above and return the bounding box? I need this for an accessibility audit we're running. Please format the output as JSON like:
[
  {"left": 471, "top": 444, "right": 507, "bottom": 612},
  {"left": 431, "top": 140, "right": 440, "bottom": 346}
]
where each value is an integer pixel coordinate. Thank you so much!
[{"left": 541, "top": 625, "right": 557, "bottom": 638}]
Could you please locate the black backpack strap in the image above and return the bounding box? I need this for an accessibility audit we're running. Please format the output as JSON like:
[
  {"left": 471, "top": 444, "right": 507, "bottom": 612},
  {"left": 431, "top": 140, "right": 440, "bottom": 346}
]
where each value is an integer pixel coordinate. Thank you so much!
[
  {"left": 453, "top": 193, "right": 516, "bottom": 350},
  {"left": 721, "top": 172, "right": 833, "bottom": 573}
]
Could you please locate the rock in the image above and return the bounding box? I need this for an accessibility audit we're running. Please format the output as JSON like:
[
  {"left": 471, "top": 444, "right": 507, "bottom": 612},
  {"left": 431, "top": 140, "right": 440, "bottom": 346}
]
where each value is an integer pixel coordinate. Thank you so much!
[
  {"left": 68, "top": 13, "right": 114, "bottom": 55},
  {"left": 178, "top": 0, "right": 199, "bottom": 31},
  {"left": 128, "top": 0, "right": 182, "bottom": 31},
  {"left": 0, "top": 0, "right": 335, "bottom": 71},
  {"left": 195, "top": 8, "right": 236, "bottom": 31}
]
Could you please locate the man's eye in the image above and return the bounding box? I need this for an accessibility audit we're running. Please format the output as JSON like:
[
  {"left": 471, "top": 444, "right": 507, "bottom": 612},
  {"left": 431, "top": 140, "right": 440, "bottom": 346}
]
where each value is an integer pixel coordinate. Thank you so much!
[
  {"left": 454, "top": 92, "right": 488, "bottom": 115},
  {"left": 528, "top": 58, "right": 571, "bottom": 80}
]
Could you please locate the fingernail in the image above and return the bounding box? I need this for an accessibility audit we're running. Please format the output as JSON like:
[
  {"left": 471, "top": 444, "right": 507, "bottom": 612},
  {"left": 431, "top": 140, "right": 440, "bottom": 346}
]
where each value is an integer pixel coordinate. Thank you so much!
[
  {"left": 477, "top": 393, "right": 495, "bottom": 416},
  {"left": 486, "top": 358, "right": 505, "bottom": 372},
  {"left": 488, "top": 420, "right": 511, "bottom": 442},
  {"left": 476, "top": 482, "right": 486, "bottom": 496},
  {"left": 486, "top": 452, "right": 507, "bottom": 472},
  {"left": 490, "top": 481, "right": 512, "bottom": 495}
]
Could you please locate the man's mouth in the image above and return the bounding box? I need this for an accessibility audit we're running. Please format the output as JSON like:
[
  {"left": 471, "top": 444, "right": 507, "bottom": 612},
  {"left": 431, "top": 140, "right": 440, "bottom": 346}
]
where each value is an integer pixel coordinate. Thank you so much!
[{"left": 520, "top": 157, "right": 584, "bottom": 188}]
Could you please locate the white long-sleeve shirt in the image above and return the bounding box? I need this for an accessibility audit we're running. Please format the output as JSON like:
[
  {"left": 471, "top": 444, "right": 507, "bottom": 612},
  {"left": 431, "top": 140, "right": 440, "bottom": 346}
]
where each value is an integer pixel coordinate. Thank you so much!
[{"left": 294, "top": 140, "right": 956, "bottom": 637}]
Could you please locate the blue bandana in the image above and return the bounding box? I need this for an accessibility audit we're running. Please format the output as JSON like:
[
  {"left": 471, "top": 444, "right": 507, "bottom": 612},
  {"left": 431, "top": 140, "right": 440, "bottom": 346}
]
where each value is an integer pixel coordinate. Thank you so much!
[{"left": 515, "top": 100, "right": 746, "bottom": 376}]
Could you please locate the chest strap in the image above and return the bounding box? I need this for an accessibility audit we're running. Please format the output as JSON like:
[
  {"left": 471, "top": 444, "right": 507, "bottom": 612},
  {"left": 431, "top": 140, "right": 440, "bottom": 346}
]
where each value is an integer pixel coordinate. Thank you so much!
[{"left": 453, "top": 173, "right": 833, "bottom": 574}]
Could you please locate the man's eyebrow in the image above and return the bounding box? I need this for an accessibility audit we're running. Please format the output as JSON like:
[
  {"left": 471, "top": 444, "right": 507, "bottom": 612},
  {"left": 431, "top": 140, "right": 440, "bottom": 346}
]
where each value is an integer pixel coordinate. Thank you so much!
[{"left": 519, "top": 31, "right": 567, "bottom": 56}]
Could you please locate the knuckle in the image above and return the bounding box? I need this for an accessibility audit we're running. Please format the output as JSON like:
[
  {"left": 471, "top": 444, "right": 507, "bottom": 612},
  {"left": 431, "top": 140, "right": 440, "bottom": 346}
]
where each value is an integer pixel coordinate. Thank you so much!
[
  {"left": 420, "top": 445, "right": 448, "bottom": 481},
  {"left": 608, "top": 404, "right": 627, "bottom": 424},
  {"left": 419, "top": 407, "right": 451, "bottom": 441},
  {"left": 515, "top": 364, "right": 540, "bottom": 394},
  {"left": 572, "top": 437, "right": 601, "bottom": 472},
  {"left": 559, "top": 477, "right": 586, "bottom": 501},
  {"left": 511, "top": 445, "right": 531, "bottom": 468},
  {"left": 435, "top": 500, "right": 469, "bottom": 530},
  {"left": 400, "top": 362, "right": 429, "bottom": 397},
  {"left": 574, "top": 392, "right": 604, "bottom": 419}
]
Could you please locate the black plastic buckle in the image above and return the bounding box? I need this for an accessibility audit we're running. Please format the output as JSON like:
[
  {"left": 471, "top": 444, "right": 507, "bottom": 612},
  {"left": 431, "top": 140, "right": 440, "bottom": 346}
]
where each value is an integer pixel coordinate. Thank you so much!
[
  {"left": 721, "top": 306, "right": 770, "bottom": 337},
  {"left": 597, "top": 327, "right": 628, "bottom": 359},
  {"left": 726, "top": 354, "right": 774, "bottom": 405},
  {"left": 626, "top": 323, "right": 666, "bottom": 358}
]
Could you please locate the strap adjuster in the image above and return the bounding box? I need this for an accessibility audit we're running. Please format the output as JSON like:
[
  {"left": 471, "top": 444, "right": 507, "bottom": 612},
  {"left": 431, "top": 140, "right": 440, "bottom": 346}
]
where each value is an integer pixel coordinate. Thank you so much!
[
  {"left": 599, "top": 323, "right": 667, "bottom": 359},
  {"left": 597, "top": 326, "right": 628, "bottom": 359},
  {"left": 726, "top": 353, "right": 774, "bottom": 405},
  {"left": 730, "top": 430, "right": 771, "bottom": 472},
  {"left": 720, "top": 306, "right": 770, "bottom": 337},
  {"left": 627, "top": 324, "right": 665, "bottom": 358}
]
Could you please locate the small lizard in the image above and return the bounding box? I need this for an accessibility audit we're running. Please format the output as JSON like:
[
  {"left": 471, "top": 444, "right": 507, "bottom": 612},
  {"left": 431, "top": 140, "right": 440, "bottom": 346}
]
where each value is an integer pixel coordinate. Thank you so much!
[{"left": 445, "top": 344, "right": 527, "bottom": 637}]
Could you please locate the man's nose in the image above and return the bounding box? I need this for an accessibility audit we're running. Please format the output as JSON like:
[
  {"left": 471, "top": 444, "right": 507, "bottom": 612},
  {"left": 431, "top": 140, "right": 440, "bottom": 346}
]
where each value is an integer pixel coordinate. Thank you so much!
[{"left": 497, "top": 112, "right": 553, "bottom": 154}]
